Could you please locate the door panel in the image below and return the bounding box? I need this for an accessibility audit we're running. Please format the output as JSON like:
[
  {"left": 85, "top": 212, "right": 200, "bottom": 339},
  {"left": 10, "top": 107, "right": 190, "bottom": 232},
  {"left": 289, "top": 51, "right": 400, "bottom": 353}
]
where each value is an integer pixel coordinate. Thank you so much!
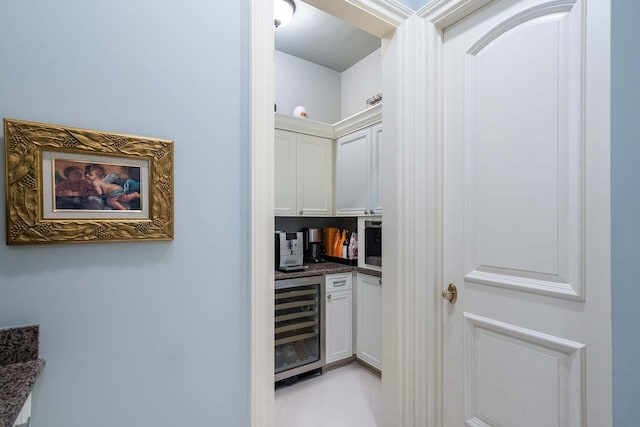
[
  {"left": 462, "top": 0, "right": 585, "bottom": 299},
  {"left": 335, "top": 128, "right": 370, "bottom": 216},
  {"left": 464, "top": 314, "right": 584, "bottom": 427},
  {"left": 442, "top": 0, "right": 608, "bottom": 426},
  {"left": 296, "top": 134, "right": 333, "bottom": 216},
  {"left": 274, "top": 129, "right": 297, "bottom": 216},
  {"left": 371, "top": 124, "right": 383, "bottom": 215},
  {"left": 357, "top": 273, "right": 382, "bottom": 369},
  {"left": 326, "top": 290, "right": 353, "bottom": 363}
]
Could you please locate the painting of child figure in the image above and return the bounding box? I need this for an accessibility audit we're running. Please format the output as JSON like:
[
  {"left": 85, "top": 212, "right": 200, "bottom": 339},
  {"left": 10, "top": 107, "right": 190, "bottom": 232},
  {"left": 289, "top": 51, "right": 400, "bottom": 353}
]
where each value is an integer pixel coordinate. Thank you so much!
[{"left": 54, "top": 159, "right": 142, "bottom": 211}]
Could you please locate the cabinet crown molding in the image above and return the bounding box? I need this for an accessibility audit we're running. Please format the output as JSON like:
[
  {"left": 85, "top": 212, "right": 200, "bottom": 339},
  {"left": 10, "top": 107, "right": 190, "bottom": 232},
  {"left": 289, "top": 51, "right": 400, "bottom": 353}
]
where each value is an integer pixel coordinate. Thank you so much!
[
  {"left": 275, "top": 104, "right": 382, "bottom": 140},
  {"left": 275, "top": 114, "right": 334, "bottom": 139},
  {"left": 334, "top": 104, "right": 382, "bottom": 138}
]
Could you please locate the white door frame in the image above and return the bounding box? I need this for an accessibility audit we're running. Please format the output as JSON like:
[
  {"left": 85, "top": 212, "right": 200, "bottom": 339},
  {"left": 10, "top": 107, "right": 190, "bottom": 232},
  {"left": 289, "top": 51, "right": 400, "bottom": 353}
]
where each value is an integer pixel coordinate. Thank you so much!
[
  {"left": 249, "top": 1, "right": 414, "bottom": 426},
  {"left": 249, "top": 1, "right": 275, "bottom": 425}
]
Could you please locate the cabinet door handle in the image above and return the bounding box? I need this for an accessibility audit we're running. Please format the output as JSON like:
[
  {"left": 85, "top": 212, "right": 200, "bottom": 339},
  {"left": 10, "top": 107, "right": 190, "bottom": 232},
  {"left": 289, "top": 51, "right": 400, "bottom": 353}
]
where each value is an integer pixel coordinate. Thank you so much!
[
  {"left": 379, "top": 279, "right": 382, "bottom": 285},
  {"left": 327, "top": 294, "right": 332, "bottom": 300},
  {"left": 333, "top": 280, "right": 347, "bottom": 287},
  {"left": 299, "top": 210, "right": 303, "bottom": 215},
  {"left": 370, "top": 209, "right": 375, "bottom": 215}
]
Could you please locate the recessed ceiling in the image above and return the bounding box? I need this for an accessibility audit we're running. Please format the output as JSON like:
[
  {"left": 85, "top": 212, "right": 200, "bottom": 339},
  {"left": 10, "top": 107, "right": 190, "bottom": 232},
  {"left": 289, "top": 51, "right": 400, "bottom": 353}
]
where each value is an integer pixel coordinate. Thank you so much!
[{"left": 275, "top": 0, "right": 381, "bottom": 73}]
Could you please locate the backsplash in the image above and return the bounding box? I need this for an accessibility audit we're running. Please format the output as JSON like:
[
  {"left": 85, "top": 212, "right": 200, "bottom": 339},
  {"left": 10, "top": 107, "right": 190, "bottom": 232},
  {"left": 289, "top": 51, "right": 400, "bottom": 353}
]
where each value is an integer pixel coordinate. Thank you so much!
[{"left": 275, "top": 216, "right": 357, "bottom": 233}]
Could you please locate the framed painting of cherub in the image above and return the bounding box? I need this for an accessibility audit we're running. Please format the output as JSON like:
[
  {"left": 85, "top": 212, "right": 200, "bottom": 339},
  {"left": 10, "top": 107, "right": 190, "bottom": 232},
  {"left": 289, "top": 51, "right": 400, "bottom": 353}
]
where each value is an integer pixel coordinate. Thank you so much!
[{"left": 4, "top": 118, "right": 173, "bottom": 244}]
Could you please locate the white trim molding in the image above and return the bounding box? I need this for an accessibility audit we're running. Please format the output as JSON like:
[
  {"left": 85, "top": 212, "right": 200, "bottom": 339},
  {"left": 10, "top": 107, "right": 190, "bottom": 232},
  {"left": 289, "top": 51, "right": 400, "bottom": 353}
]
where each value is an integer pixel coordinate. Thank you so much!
[
  {"left": 417, "top": 0, "right": 494, "bottom": 28},
  {"left": 349, "top": 0, "right": 415, "bottom": 26},
  {"left": 380, "top": 13, "right": 443, "bottom": 427},
  {"left": 250, "top": 0, "right": 275, "bottom": 426},
  {"left": 333, "top": 104, "right": 382, "bottom": 138},
  {"left": 274, "top": 114, "right": 334, "bottom": 139},
  {"left": 276, "top": 104, "right": 382, "bottom": 140},
  {"left": 407, "top": 3, "right": 501, "bottom": 426},
  {"left": 304, "top": 0, "right": 412, "bottom": 38}
]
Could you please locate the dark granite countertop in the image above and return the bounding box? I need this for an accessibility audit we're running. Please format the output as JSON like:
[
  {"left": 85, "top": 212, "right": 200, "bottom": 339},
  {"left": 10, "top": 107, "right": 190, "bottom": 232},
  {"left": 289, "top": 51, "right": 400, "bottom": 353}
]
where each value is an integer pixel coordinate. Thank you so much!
[
  {"left": 0, "top": 359, "right": 45, "bottom": 427},
  {"left": 275, "top": 262, "right": 382, "bottom": 280},
  {"left": 0, "top": 325, "right": 45, "bottom": 427}
]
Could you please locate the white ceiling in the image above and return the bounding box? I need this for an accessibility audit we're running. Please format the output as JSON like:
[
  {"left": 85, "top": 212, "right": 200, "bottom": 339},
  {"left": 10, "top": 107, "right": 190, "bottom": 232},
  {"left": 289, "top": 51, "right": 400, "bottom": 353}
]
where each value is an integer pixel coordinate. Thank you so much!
[{"left": 275, "top": 0, "right": 381, "bottom": 73}]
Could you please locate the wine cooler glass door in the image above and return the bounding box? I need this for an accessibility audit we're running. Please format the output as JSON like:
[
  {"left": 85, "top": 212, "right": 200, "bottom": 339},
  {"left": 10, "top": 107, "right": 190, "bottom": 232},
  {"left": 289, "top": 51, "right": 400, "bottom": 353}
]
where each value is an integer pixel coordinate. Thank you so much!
[{"left": 274, "top": 278, "right": 324, "bottom": 381}]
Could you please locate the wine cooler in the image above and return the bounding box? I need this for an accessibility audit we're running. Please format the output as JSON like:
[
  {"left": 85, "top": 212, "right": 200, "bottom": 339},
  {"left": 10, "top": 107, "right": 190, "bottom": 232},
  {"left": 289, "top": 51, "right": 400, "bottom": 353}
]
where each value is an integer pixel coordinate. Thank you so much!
[{"left": 274, "top": 275, "right": 325, "bottom": 382}]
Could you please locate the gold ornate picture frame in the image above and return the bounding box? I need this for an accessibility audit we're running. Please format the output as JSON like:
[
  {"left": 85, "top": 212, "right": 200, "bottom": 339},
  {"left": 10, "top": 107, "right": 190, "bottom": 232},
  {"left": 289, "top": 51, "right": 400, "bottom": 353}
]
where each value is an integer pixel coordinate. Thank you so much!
[{"left": 4, "top": 119, "right": 174, "bottom": 245}]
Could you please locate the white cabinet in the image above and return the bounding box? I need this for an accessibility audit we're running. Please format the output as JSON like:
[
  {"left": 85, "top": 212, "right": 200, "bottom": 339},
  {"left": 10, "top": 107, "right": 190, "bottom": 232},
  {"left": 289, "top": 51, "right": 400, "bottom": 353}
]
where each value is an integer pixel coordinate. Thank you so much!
[
  {"left": 325, "top": 273, "right": 353, "bottom": 364},
  {"left": 13, "top": 394, "right": 31, "bottom": 426},
  {"left": 296, "top": 133, "right": 334, "bottom": 216},
  {"left": 370, "top": 124, "right": 382, "bottom": 214},
  {"left": 335, "top": 123, "right": 382, "bottom": 216},
  {"left": 274, "top": 129, "right": 298, "bottom": 216},
  {"left": 356, "top": 273, "right": 382, "bottom": 370},
  {"left": 275, "top": 129, "right": 334, "bottom": 216}
]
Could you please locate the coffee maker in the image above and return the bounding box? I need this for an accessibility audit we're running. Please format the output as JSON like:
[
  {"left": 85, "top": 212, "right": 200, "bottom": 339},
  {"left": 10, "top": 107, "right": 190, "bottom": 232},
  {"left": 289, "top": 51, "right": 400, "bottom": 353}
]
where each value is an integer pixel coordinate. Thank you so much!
[
  {"left": 303, "top": 227, "right": 325, "bottom": 263},
  {"left": 275, "top": 232, "right": 305, "bottom": 271}
]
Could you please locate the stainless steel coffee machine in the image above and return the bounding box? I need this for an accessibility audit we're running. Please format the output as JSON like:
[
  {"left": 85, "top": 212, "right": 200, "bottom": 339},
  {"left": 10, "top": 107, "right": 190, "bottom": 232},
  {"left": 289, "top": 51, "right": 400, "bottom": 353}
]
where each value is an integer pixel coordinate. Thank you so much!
[
  {"left": 275, "top": 232, "right": 304, "bottom": 271},
  {"left": 303, "top": 227, "right": 325, "bottom": 263}
]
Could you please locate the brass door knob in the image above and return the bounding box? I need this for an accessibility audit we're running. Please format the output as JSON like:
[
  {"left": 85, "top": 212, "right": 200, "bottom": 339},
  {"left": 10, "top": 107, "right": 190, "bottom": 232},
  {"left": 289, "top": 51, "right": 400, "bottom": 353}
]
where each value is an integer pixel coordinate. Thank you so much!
[{"left": 442, "top": 283, "right": 457, "bottom": 304}]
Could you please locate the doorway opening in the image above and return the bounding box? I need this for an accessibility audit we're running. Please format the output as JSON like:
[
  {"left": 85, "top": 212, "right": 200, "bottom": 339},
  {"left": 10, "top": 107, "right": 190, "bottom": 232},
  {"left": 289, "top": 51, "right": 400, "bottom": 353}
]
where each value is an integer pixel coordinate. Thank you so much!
[{"left": 249, "top": 1, "right": 411, "bottom": 426}]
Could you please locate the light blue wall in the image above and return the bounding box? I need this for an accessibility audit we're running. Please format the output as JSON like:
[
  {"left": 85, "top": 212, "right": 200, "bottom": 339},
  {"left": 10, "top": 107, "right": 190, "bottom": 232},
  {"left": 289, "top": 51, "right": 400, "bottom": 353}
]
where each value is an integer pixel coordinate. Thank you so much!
[
  {"left": 395, "top": 0, "right": 430, "bottom": 10},
  {"left": 395, "top": 0, "right": 416, "bottom": 9},
  {"left": 0, "top": 1, "right": 249, "bottom": 426},
  {"left": 391, "top": 0, "right": 437, "bottom": 10},
  {"left": 612, "top": 1, "right": 640, "bottom": 426}
]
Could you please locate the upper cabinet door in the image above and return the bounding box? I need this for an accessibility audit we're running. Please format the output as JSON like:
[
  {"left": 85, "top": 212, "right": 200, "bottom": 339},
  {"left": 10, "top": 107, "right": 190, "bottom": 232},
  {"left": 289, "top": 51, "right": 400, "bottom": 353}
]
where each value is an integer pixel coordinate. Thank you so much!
[
  {"left": 274, "top": 129, "right": 298, "bottom": 216},
  {"left": 296, "top": 134, "right": 334, "bottom": 216},
  {"left": 335, "top": 128, "right": 370, "bottom": 216},
  {"left": 370, "top": 123, "right": 383, "bottom": 215}
]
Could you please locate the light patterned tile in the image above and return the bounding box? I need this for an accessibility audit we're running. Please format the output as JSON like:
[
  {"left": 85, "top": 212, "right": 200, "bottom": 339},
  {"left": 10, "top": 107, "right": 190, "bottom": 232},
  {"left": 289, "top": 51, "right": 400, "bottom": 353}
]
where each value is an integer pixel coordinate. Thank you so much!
[
  {"left": 275, "top": 362, "right": 381, "bottom": 427},
  {"left": 370, "top": 382, "right": 382, "bottom": 427}
]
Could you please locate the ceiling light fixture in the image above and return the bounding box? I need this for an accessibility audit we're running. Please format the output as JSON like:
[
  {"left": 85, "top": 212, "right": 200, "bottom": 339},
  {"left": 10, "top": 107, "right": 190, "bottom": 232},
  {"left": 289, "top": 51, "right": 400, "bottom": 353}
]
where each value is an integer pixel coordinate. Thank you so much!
[{"left": 274, "top": 0, "right": 296, "bottom": 28}]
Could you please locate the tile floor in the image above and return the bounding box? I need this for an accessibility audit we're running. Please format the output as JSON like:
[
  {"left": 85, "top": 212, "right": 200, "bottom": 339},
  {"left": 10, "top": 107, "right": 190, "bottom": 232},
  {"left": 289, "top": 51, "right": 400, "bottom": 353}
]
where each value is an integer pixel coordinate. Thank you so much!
[{"left": 275, "top": 362, "right": 381, "bottom": 427}]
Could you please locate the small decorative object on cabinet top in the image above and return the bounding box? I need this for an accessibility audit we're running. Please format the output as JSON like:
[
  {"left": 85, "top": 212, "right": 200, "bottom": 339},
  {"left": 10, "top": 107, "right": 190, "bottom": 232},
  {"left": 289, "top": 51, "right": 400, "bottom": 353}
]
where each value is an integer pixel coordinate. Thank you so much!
[
  {"left": 3, "top": 118, "right": 174, "bottom": 245},
  {"left": 293, "top": 106, "right": 308, "bottom": 119},
  {"left": 366, "top": 92, "right": 382, "bottom": 107}
]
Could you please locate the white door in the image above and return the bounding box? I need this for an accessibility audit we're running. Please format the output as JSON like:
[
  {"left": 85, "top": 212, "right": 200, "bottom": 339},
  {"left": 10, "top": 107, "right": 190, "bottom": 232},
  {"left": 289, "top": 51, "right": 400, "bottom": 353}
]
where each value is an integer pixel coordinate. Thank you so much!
[
  {"left": 357, "top": 273, "right": 382, "bottom": 370},
  {"left": 296, "top": 133, "right": 333, "bottom": 216},
  {"left": 335, "top": 128, "right": 370, "bottom": 216},
  {"left": 274, "top": 129, "right": 297, "bottom": 216},
  {"left": 442, "top": 0, "right": 611, "bottom": 426},
  {"left": 326, "top": 289, "right": 353, "bottom": 363},
  {"left": 370, "top": 123, "right": 383, "bottom": 215}
]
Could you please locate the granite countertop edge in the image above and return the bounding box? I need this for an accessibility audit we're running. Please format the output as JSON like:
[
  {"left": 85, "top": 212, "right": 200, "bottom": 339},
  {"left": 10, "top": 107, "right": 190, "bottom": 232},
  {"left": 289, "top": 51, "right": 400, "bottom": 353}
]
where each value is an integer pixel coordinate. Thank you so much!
[
  {"left": 0, "top": 358, "right": 46, "bottom": 427},
  {"left": 275, "top": 262, "right": 382, "bottom": 280}
]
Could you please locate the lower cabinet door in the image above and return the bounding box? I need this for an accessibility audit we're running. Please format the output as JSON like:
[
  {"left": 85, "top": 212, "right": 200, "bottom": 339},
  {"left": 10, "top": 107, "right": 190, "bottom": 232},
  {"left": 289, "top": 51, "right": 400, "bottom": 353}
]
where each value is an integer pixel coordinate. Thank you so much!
[
  {"left": 356, "top": 273, "right": 382, "bottom": 370},
  {"left": 326, "top": 289, "right": 353, "bottom": 363},
  {"left": 13, "top": 394, "right": 31, "bottom": 427}
]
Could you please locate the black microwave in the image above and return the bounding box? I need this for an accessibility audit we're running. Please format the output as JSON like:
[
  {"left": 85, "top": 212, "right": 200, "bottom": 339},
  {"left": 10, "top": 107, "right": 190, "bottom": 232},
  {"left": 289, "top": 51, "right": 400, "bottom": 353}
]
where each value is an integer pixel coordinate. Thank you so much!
[{"left": 364, "top": 221, "right": 382, "bottom": 267}]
